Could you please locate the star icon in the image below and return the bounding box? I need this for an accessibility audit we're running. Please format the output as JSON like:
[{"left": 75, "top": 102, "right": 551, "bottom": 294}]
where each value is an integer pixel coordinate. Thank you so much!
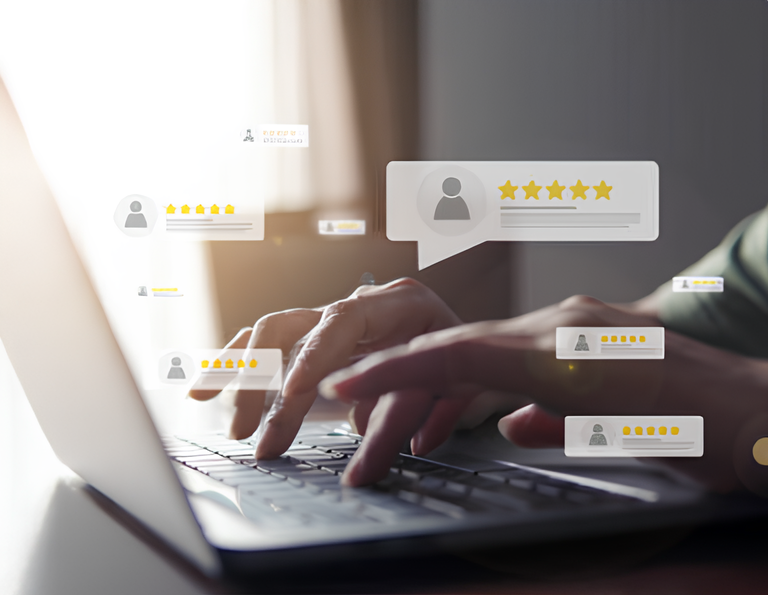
[
  {"left": 521, "top": 180, "right": 542, "bottom": 200},
  {"left": 569, "top": 180, "right": 589, "bottom": 200},
  {"left": 546, "top": 180, "right": 566, "bottom": 200},
  {"left": 593, "top": 180, "right": 612, "bottom": 200},
  {"left": 498, "top": 180, "right": 518, "bottom": 200}
]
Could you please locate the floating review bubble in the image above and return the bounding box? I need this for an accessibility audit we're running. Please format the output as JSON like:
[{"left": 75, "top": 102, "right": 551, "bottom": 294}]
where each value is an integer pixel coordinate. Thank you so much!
[
  {"left": 564, "top": 416, "right": 703, "bottom": 457},
  {"left": 387, "top": 161, "right": 659, "bottom": 269},
  {"left": 556, "top": 327, "right": 665, "bottom": 359},
  {"left": 156, "top": 348, "right": 282, "bottom": 390}
]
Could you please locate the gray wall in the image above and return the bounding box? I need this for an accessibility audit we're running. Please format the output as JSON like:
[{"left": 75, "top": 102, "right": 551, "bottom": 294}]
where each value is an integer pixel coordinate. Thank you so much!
[{"left": 419, "top": 0, "right": 768, "bottom": 313}]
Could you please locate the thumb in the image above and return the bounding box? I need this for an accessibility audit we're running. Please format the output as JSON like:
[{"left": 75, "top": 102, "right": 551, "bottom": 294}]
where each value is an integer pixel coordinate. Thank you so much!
[{"left": 498, "top": 404, "right": 564, "bottom": 448}]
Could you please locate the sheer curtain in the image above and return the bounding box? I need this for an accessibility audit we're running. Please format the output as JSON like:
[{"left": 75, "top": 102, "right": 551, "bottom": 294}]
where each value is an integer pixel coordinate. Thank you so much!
[{"left": 0, "top": 0, "right": 367, "bottom": 430}]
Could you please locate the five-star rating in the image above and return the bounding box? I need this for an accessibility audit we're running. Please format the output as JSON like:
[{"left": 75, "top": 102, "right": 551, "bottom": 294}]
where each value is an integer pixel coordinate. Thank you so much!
[{"left": 498, "top": 179, "right": 612, "bottom": 200}]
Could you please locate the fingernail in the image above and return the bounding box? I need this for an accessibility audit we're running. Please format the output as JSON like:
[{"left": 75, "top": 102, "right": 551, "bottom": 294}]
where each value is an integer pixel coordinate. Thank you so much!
[
  {"left": 411, "top": 434, "right": 423, "bottom": 456},
  {"left": 318, "top": 378, "right": 339, "bottom": 400}
]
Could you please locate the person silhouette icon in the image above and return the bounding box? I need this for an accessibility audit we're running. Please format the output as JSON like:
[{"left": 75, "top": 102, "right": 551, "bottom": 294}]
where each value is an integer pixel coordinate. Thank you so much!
[
  {"left": 574, "top": 334, "right": 589, "bottom": 351},
  {"left": 167, "top": 357, "right": 186, "bottom": 379},
  {"left": 124, "top": 201, "right": 148, "bottom": 228},
  {"left": 682, "top": 279, "right": 689, "bottom": 289},
  {"left": 243, "top": 128, "right": 254, "bottom": 142},
  {"left": 589, "top": 424, "right": 608, "bottom": 445},
  {"left": 434, "top": 177, "right": 470, "bottom": 220}
]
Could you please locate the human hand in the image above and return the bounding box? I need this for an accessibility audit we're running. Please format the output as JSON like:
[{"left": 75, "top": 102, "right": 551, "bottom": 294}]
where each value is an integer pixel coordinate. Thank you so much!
[
  {"left": 320, "top": 295, "right": 768, "bottom": 492},
  {"left": 189, "top": 278, "right": 462, "bottom": 459}
]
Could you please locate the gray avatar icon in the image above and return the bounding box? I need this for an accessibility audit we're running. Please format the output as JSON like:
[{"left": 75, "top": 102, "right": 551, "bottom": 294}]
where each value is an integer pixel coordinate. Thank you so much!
[
  {"left": 124, "top": 201, "right": 148, "bottom": 228},
  {"left": 243, "top": 128, "right": 254, "bottom": 142},
  {"left": 682, "top": 279, "right": 689, "bottom": 288},
  {"left": 434, "top": 177, "right": 470, "bottom": 221},
  {"left": 167, "top": 357, "right": 186, "bottom": 380},
  {"left": 589, "top": 424, "right": 607, "bottom": 445},
  {"left": 574, "top": 334, "right": 589, "bottom": 351},
  {"left": 138, "top": 286, "right": 148, "bottom": 297}
]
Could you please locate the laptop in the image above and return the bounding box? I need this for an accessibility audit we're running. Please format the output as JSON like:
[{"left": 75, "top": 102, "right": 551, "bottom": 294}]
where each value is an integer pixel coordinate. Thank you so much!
[{"left": 0, "top": 82, "right": 758, "bottom": 579}]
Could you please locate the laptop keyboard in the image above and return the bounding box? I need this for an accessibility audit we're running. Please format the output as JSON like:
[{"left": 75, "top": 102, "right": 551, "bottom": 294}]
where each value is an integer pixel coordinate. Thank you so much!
[{"left": 163, "top": 426, "right": 646, "bottom": 529}]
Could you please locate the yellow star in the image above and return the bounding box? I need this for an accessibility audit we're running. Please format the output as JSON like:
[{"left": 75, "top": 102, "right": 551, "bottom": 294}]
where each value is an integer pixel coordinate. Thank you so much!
[
  {"left": 521, "top": 180, "right": 542, "bottom": 200},
  {"left": 570, "top": 180, "right": 589, "bottom": 200},
  {"left": 210, "top": 204, "right": 219, "bottom": 214},
  {"left": 546, "top": 180, "right": 566, "bottom": 200},
  {"left": 593, "top": 180, "right": 612, "bottom": 200},
  {"left": 225, "top": 204, "right": 235, "bottom": 214},
  {"left": 498, "top": 180, "right": 518, "bottom": 200},
  {"left": 166, "top": 204, "right": 176, "bottom": 214},
  {"left": 196, "top": 204, "right": 205, "bottom": 214},
  {"left": 181, "top": 204, "right": 191, "bottom": 214}
]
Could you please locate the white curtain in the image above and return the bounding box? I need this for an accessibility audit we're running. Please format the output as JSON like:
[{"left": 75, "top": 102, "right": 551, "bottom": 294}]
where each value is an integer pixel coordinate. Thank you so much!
[{"left": 0, "top": 0, "right": 362, "bottom": 431}]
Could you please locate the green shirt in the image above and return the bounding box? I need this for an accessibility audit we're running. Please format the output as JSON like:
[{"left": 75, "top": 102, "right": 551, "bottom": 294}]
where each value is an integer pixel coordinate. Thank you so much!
[{"left": 657, "top": 208, "right": 768, "bottom": 358}]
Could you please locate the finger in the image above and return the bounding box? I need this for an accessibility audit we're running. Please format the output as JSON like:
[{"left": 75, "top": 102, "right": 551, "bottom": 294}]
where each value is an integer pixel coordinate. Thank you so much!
[
  {"left": 228, "top": 389, "right": 267, "bottom": 440},
  {"left": 498, "top": 404, "right": 564, "bottom": 448},
  {"left": 410, "top": 388, "right": 479, "bottom": 456},
  {"left": 283, "top": 280, "right": 461, "bottom": 400},
  {"left": 351, "top": 397, "right": 377, "bottom": 435},
  {"left": 282, "top": 300, "right": 366, "bottom": 399},
  {"left": 231, "top": 309, "right": 323, "bottom": 449},
  {"left": 321, "top": 334, "right": 535, "bottom": 403},
  {"left": 254, "top": 388, "right": 317, "bottom": 459},
  {"left": 188, "top": 327, "right": 253, "bottom": 401},
  {"left": 254, "top": 332, "right": 322, "bottom": 458},
  {"left": 248, "top": 309, "right": 323, "bottom": 352},
  {"left": 342, "top": 389, "right": 435, "bottom": 487}
]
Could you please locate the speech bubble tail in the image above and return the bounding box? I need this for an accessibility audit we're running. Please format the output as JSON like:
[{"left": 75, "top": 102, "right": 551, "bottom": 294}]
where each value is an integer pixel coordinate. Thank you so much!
[{"left": 417, "top": 237, "right": 486, "bottom": 270}]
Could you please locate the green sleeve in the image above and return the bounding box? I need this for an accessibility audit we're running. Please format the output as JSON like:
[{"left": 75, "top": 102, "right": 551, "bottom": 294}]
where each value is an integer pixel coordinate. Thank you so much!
[{"left": 657, "top": 207, "right": 768, "bottom": 358}]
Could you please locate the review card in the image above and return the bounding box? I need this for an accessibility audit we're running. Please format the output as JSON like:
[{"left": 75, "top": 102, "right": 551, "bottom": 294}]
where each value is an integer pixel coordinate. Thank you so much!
[
  {"left": 565, "top": 416, "right": 703, "bottom": 457},
  {"left": 672, "top": 276, "right": 724, "bottom": 292},
  {"left": 157, "top": 349, "right": 282, "bottom": 390},
  {"left": 556, "top": 327, "right": 665, "bottom": 359},
  {"left": 387, "top": 161, "right": 659, "bottom": 269}
]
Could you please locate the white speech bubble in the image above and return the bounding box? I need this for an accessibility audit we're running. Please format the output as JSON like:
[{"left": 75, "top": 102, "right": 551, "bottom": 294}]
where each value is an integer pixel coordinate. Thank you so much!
[{"left": 387, "top": 161, "right": 659, "bottom": 269}]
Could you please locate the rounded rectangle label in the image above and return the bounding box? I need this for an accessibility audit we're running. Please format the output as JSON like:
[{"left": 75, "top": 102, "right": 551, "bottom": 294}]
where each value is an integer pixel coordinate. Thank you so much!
[
  {"left": 386, "top": 161, "right": 659, "bottom": 269},
  {"left": 672, "top": 276, "right": 724, "bottom": 292},
  {"left": 156, "top": 349, "right": 282, "bottom": 390},
  {"left": 556, "top": 327, "right": 665, "bottom": 359},
  {"left": 565, "top": 416, "right": 703, "bottom": 457}
]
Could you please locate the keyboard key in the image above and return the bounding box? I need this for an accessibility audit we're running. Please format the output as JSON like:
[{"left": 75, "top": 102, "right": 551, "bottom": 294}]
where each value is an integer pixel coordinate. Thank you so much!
[
  {"left": 535, "top": 483, "right": 563, "bottom": 498},
  {"left": 221, "top": 474, "right": 282, "bottom": 487},
  {"left": 420, "top": 496, "right": 467, "bottom": 519},
  {"left": 175, "top": 454, "right": 227, "bottom": 464},
  {"left": 209, "top": 469, "right": 265, "bottom": 481},
  {"left": 196, "top": 462, "right": 250, "bottom": 472},
  {"left": 397, "top": 490, "right": 422, "bottom": 505},
  {"left": 416, "top": 476, "right": 446, "bottom": 491},
  {"left": 319, "top": 461, "right": 349, "bottom": 473}
]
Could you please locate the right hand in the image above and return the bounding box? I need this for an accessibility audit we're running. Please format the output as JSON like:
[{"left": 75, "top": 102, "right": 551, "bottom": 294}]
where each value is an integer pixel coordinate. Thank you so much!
[{"left": 188, "top": 278, "right": 462, "bottom": 459}]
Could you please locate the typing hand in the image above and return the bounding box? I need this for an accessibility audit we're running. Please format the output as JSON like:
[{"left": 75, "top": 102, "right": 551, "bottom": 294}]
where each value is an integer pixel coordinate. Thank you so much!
[
  {"left": 189, "top": 278, "right": 461, "bottom": 460},
  {"left": 320, "top": 295, "right": 762, "bottom": 491}
]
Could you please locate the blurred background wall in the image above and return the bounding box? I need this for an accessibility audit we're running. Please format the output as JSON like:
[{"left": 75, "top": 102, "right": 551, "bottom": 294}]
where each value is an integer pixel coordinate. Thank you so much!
[
  {"left": 420, "top": 0, "right": 768, "bottom": 313},
  {"left": 213, "top": 0, "right": 767, "bottom": 339},
  {"left": 211, "top": 0, "right": 512, "bottom": 341}
]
